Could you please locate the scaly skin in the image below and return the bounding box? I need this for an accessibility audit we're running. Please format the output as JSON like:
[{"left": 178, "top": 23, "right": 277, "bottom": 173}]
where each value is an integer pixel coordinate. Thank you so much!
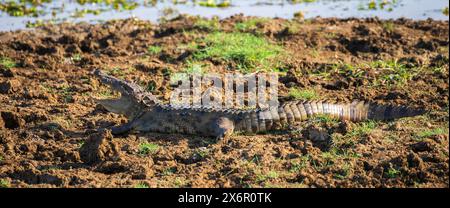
[{"left": 93, "top": 70, "right": 425, "bottom": 139}]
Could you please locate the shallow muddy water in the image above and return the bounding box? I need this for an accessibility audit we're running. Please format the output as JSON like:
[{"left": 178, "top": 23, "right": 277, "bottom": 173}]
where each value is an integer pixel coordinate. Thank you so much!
[{"left": 0, "top": 0, "right": 448, "bottom": 31}]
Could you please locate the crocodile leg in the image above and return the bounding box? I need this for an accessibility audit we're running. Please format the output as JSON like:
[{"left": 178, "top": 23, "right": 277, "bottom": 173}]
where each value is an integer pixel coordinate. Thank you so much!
[
  {"left": 111, "top": 121, "right": 135, "bottom": 135},
  {"left": 211, "top": 117, "right": 235, "bottom": 140}
]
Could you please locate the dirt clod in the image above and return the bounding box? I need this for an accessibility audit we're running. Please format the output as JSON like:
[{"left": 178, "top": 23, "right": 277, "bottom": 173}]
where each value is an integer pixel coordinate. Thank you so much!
[
  {"left": 411, "top": 141, "right": 434, "bottom": 153},
  {"left": 1, "top": 111, "right": 24, "bottom": 129},
  {"left": 0, "top": 79, "right": 20, "bottom": 94},
  {"left": 79, "top": 130, "right": 121, "bottom": 165},
  {"left": 0, "top": 68, "right": 15, "bottom": 77},
  {"left": 407, "top": 152, "right": 424, "bottom": 168}
]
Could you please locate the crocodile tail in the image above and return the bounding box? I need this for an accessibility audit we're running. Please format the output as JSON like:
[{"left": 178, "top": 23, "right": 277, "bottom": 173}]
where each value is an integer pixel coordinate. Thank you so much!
[
  {"left": 366, "top": 102, "right": 426, "bottom": 121},
  {"left": 273, "top": 100, "right": 425, "bottom": 123}
]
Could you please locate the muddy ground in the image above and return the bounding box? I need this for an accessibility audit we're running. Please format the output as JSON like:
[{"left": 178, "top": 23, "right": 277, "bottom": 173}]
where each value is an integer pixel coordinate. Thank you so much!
[{"left": 0, "top": 15, "right": 448, "bottom": 188}]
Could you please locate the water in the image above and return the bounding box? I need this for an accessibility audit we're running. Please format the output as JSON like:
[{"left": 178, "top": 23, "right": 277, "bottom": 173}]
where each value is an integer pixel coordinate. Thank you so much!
[{"left": 0, "top": 0, "right": 448, "bottom": 32}]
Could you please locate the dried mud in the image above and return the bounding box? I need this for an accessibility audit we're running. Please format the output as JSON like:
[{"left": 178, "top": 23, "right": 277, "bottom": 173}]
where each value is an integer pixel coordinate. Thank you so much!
[{"left": 0, "top": 15, "right": 448, "bottom": 187}]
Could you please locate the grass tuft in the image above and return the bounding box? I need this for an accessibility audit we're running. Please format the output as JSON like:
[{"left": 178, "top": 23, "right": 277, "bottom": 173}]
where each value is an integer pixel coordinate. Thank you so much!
[
  {"left": 288, "top": 88, "right": 317, "bottom": 100},
  {"left": 416, "top": 128, "right": 448, "bottom": 139},
  {"left": 370, "top": 60, "right": 420, "bottom": 86},
  {"left": 0, "top": 57, "right": 16, "bottom": 69},
  {"left": 148, "top": 45, "right": 163, "bottom": 55},
  {"left": 289, "top": 155, "right": 310, "bottom": 173},
  {"left": 443, "top": 7, "right": 449, "bottom": 16},
  {"left": 235, "top": 17, "right": 269, "bottom": 33},
  {"left": 197, "top": 0, "right": 231, "bottom": 8},
  {"left": 0, "top": 179, "right": 10, "bottom": 188},
  {"left": 194, "top": 17, "right": 220, "bottom": 31},
  {"left": 192, "top": 32, "right": 283, "bottom": 73},
  {"left": 382, "top": 21, "right": 395, "bottom": 32},
  {"left": 332, "top": 121, "right": 377, "bottom": 148},
  {"left": 138, "top": 142, "right": 159, "bottom": 156},
  {"left": 256, "top": 170, "right": 279, "bottom": 182},
  {"left": 385, "top": 167, "right": 401, "bottom": 178},
  {"left": 134, "top": 182, "right": 149, "bottom": 188}
]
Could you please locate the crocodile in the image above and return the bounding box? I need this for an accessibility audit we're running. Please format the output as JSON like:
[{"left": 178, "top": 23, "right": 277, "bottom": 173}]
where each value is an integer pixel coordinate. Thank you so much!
[{"left": 93, "top": 69, "right": 425, "bottom": 140}]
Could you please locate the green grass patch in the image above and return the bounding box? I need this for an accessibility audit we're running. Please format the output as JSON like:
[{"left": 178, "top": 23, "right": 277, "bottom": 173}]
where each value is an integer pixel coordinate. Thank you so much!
[
  {"left": 26, "top": 19, "right": 54, "bottom": 28},
  {"left": 0, "top": 179, "right": 10, "bottom": 188},
  {"left": 174, "top": 177, "right": 188, "bottom": 187},
  {"left": 313, "top": 60, "right": 421, "bottom": 87},
  {"left": 235, "top": 17, "right": 270, "bottom": 33},
  {"left": 0, "top": 57, "right": 16, "bottom": 69},
  {"left": 106, "top": 67, "right": 136, "bottom": 79},
  {"left": 256, "top": 170, "right": 279, "bottom": 182},
  {"left": 310, "top": 48, "right": 320, "bottom": 58},
  {"left": 312, "top": 148, "right": 359, "bottom": 172},
  {"left": 443, "top": 7, "right": 449, "bottom": 16},
  {"left": 289, "top": 155, "right": 310, "bottom": 173},
  {"left": 369, "top": 60, "right": 421, "bottom": 86},
  {"left": 334, "top": 162, "right": 352, "bottom": 179},
  {"left": 170, "top": 62, "right": 205, "bottom": 83},
  {"left": 40, "top": 83, "right": 76, "bottom": 103},
  {"left": 77, "top": 0, "right": 138, "bottom": 11},
  {"left": 0, "top": 1, "right": 43, "bottom": 17},
  {"left": 138, "top": 142, "right": 159, "bottom": 156},
  {"left": 347, "top": 121, "right": 377, "bottom": 137},
  {"left": 293, "top": 11, "right": 305, "bottom": 19},
  {"left": 312, "top": 152, "right": 336, "bottom": 170},
  {"left": 148, "top": 45, "right": 163, "bottom": 55},
  {"left": 266, "top": 171, "right": 279, "bottom": 179},
  {"left": 177, "top": 41, "right": 198, "bottom": 51},
  {"left": 332, "top": 121, "right": 377, "bottom": 148},
  {"left": 385, "top": 167, "right": 401, "bottom": 178},
  {"left": 194, "top": 17, "right": 220, "bottom": 31},
  {"left": 312, "top": 63, "right": 366, "bottom": 81},
  {"left": 311, "top": 114, "right": 340, "bottom": 125},
  {"left": 57, "top": 84, "right": 75, "bottom": 103},
  {"left": 134, "top": 182, "right": 149, "bottom": 188},
  {"left": 72, "top": 8, "right": 105, "bottom": 18},
  {"left": 192, "top": 32, "right": 283, "bottom": 73},
  {"left": 193, "top": 148, "right": 209, "bottom": 159},
  {"left": 288, "top": 88, "right": 317, "bottom": 100},
  {"left": 71, "top": 53, "right": 83, "bottom": 62},
  {"left": 197, "top": 0, "right": 230, "bottom": 8},
  {"left": 332, "top": 63, "right": 366, "bottom": 79},
  {"left": 250, "top": 155, "right": 261, "bottom": 164},
  {"left": 140, "top": 80, "right": 157, "bottom": 92},
  {"left": 78, "top": 141, "right": 85, "bottom": 149},
  {"left": 183, "top": 62, "right": 204, "bottom": 74},
  {"left": 162, "top": 167, "right": 177, "bottom": 176},
  {"left": 416, "top": 128, "right": 448, "bottom": 139},
  {"left": 283, "top": 21, "right": 302, "bottom": 34},
  {"left": 382, "top": 21, "right": 395, "bottom": 32},
  {"left": 94, "top": 86, "right": 115, "bottom": 98},
  {"left": 359, "top": 0, "right": 397, "bottom": 11}
]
